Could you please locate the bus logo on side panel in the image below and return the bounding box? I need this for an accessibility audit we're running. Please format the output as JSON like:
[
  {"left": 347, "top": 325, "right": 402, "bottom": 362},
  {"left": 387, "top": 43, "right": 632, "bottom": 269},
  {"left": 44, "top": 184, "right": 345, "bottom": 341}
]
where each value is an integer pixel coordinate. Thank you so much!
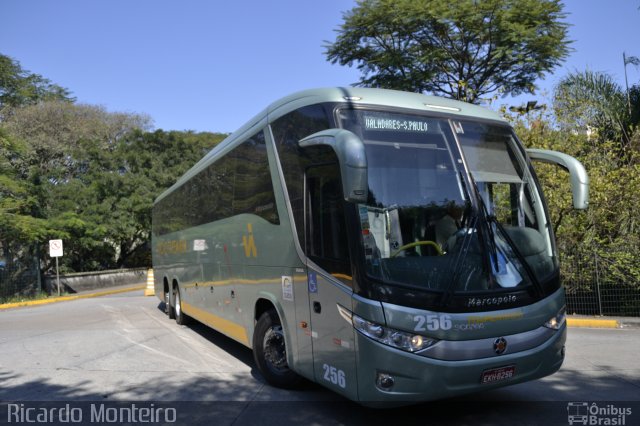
[{"left": 242, "top": 223, "right": 257, "bottom": 258}]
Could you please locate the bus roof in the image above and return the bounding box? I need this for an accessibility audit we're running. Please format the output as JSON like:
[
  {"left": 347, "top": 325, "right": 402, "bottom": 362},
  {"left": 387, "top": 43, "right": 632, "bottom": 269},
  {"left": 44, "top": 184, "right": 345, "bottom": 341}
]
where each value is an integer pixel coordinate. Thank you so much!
[
  {"left": 266, "top": 87, "right": 506, "bottom": 124},
  {"left": 154, "top": 87, "right": 508, "bottom": 204}
]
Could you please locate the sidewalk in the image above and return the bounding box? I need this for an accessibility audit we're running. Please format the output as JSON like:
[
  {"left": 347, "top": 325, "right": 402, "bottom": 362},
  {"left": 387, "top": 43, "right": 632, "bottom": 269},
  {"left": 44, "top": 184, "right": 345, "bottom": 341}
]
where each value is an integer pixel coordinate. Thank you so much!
[{"left": 0, "top": 283, "right": 146, "bottom": 310}]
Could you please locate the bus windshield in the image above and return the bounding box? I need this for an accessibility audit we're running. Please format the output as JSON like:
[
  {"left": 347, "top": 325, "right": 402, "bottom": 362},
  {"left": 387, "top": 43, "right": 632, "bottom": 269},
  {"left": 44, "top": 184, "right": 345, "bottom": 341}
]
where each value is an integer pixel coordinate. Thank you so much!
[{"left": 339, "top": 109, "right": 558, "bottom": 303}]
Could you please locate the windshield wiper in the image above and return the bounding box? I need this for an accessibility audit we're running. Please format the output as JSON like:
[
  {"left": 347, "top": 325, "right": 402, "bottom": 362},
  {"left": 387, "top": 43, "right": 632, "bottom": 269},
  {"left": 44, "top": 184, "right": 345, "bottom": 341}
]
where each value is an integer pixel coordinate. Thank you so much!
[
  {"left": 486, "top": 214, "right": 544, "bottom": 297},
  {"left": 439, "top": 173, "right": 485, "bottom": 307},
  {"left": 440, "top": 172, "right": 543, "bottom": 307},
  {"left": 469, "top": 173, "right": 543, "bottom": 296},
  {"left": 469, "top": 178, "right": 502, "bottom": 289}
]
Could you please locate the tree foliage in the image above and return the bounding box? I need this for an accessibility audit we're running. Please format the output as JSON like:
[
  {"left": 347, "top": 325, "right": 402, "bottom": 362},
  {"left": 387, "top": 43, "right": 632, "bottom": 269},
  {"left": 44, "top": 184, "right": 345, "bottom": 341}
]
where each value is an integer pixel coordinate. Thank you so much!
[
  {"left": 1, "top": 100, "right": 225, "bottom": 273},
  {"left": 554, "top": 70, "right": 640, "bottom": 157},
  {"left": 508, "top": 93, "right": 640, "bottom": 311},
  {"left": 0, "top": 54, "right": 74, "bottom": 112},
  {"left": 521, "top": 69, "right": 640, "bottom": 309},
  {"left": 0, "top": 54, "right": 228, "bottom": 278},
  {"left": 0, "top": 128, "right": 52, "bottom": 243},
  {"left": 325, "top": 0, "right": 570, "bottom": 103}
]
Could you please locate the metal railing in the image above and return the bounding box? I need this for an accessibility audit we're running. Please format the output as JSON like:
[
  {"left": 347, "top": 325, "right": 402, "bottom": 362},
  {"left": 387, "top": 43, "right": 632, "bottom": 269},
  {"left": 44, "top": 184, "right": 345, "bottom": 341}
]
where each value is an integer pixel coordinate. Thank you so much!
[
  {"left": 0, "top": 257, "right": 41, "bottom": 302},
  {"left": 563, "top": 251, "right": 640, "bottom": 317},
  {"left": 2, "top": 247, "right": 639, "bottom": 317}
]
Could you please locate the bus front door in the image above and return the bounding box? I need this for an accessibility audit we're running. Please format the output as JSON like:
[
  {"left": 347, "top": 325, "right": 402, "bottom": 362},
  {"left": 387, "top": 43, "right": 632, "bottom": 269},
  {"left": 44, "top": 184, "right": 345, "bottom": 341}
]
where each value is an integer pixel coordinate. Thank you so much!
[
  {"left": 307, "top": 268, "right": 358, "bottom": 400},
  {"left": 305, "top": 164, "right": 358, "bottom": 400}
]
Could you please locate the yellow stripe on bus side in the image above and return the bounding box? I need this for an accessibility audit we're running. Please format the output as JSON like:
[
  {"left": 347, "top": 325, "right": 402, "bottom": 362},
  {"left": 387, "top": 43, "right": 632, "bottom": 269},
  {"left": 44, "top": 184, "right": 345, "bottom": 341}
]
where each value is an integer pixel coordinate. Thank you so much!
[
  {"left": 181, "top": 301, "right": 250, "bottom": 346},
  {"left": 184, "top": 278, "right": 278, "bottom": 288}
]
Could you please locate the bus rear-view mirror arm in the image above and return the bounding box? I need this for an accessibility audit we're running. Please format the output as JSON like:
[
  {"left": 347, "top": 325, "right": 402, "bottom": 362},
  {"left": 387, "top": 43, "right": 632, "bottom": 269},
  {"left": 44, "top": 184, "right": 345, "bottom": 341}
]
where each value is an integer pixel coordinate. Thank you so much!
[
  {"left": 299, "top": 129, "right": 368, "bottom": 203},
  {"left": 527, "top": 149, "right": 589, "bottom": 210}
]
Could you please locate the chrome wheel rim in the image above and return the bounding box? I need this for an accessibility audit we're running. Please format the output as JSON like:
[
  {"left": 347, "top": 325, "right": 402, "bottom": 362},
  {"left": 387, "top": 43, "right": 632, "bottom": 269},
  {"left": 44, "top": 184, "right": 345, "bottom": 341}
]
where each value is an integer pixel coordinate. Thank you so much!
[
  {"left": 263, "top": 325, "right": 288, "bottom": 373},
  {"left": 175, "top": 290, "right": 181, "bottom": 318}
]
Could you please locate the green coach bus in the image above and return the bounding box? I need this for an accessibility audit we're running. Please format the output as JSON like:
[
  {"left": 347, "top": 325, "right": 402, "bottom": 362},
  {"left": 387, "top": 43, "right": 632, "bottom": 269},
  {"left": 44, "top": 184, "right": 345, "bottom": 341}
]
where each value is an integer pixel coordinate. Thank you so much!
[{"left": 151, "top": 87, "right": 588, "bottom": 406}]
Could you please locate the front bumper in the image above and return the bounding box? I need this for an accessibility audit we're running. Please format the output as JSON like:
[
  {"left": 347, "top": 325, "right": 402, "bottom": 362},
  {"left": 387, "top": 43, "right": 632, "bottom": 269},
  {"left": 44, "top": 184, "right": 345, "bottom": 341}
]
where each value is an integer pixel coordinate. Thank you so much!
[{"left": 354, "top": 324, "right": 566, "bottom": 406}]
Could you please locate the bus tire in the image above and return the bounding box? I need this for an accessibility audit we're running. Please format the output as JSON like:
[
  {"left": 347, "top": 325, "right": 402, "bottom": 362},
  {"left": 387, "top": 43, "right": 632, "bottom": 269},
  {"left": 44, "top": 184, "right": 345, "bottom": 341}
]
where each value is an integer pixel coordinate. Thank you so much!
[
  {"left": 173, "top": 285, "right": 190, "bottom": 326},
  {"left": 167, "top": 289, "right": 176, "bottom": 320},
  {"left": 253, "top": 309, "right": 302, "bottom": 389}
]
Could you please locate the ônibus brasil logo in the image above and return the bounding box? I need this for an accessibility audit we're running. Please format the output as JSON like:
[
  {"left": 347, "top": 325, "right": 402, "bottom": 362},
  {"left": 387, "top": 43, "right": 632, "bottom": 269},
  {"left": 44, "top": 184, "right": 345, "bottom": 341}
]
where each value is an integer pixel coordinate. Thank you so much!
[{"left": 567, "top": 402, "right": 632, "bottom": 425}]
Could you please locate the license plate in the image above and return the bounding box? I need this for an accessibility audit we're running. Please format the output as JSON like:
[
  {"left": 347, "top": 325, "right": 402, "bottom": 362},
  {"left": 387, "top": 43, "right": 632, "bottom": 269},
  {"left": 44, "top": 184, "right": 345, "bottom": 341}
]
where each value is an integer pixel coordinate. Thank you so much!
[{"left": 480, "top": 365, "right": 516, "bottom": 384}]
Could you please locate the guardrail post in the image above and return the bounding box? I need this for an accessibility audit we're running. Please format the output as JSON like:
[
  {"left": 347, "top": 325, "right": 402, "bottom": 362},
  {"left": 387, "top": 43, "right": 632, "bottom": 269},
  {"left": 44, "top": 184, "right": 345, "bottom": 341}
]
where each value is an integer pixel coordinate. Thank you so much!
[{"left": 595, "top": 252, "right": 603, "bottom": 316}]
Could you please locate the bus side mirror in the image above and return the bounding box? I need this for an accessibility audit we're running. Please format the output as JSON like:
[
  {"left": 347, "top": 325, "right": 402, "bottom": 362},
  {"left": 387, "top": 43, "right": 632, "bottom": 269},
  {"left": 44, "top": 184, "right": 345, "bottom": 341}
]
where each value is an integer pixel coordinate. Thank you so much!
[
  {"left": 527, "top": 149, "right": 589, "bottom": 210},
  {"left": 299, "top": 129, "right": 368, "bottom": 203}
]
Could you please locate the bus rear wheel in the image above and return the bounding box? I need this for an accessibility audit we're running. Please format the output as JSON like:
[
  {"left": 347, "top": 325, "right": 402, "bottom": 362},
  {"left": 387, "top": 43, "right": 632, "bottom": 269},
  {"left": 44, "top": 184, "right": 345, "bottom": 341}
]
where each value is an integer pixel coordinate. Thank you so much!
[
  {"left": 167, "top": 289, "right": 176, "bottom": 319},
  {"left": 253, "top": 309, "right": 302, "bottom": 389},
  {"left": 173, "top": 285, "right": 190, "bottom": 326}
]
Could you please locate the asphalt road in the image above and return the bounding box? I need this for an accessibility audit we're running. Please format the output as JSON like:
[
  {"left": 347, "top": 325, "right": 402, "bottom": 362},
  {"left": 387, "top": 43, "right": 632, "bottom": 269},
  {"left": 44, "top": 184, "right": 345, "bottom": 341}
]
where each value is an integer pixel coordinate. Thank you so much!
[{"left": 1, "top": 290, "right": 638, "bottom": 425}]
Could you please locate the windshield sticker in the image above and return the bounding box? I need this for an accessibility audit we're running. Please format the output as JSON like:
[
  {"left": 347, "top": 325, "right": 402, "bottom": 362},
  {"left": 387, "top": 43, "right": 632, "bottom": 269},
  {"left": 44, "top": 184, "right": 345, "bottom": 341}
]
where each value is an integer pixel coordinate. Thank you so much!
[
  {"left": 492, "top": 251, "right": 522, "bottom": 287},
  {"left": 359, "top": 205, "right": 379, "bottom": 264},
  {"left": 364, "top": 115, "right": 430, "bottom": 133},
  {"left": 358, "top": 205, "right": 370, "bottom": 230}
]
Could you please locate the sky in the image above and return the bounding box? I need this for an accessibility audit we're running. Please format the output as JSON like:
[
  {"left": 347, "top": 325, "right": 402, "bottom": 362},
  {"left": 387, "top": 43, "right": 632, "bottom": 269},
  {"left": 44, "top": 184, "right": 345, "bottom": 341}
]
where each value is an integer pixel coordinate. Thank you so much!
[{"left": 1, "top": 0, "right": 639, "bottom": 133}]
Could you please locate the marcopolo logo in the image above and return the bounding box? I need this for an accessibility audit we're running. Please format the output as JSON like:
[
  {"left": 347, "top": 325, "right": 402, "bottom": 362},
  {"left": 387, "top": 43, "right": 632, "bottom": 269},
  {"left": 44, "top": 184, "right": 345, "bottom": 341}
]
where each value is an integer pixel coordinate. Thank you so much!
[
  {"left": 567, "top": 402, "right": 632, "bottom": 425},
  {"left": 466, "top": 294, "right": 517, "bottom": 308}
]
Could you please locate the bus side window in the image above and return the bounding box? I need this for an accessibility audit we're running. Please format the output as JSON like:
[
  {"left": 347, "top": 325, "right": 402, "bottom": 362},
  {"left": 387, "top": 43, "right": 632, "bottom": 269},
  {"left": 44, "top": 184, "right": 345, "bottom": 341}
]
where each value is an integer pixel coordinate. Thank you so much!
[{"left": 305, "top": 164, "right": 353, "bottom": 284}]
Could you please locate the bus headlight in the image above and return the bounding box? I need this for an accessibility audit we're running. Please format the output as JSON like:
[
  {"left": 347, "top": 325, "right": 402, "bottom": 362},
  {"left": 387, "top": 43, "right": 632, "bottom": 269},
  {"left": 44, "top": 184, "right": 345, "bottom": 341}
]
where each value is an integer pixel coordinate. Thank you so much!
[
  {"left": 352, "top": 314, "right": 438, "bottom": 352},
  {"left": 544, "top": 306, "right": 567, "bottom": 330}
]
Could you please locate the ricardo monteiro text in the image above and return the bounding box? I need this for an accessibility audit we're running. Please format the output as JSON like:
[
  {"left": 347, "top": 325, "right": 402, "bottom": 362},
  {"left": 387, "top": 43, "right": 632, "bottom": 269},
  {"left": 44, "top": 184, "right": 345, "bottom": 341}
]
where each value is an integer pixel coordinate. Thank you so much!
[{"left": 6, "top": 403, "right": 177, "bottom": 423}]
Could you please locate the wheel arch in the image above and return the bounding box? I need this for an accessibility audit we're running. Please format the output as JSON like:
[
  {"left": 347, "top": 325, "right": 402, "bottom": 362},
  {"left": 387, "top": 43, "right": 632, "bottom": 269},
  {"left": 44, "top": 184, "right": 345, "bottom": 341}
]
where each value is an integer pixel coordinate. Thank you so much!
[
  {"left": 254, "top": 297, "right": 277, "bottom": 324},
  {"left": 252, "top": 293, "right": 290, "bottom": 352},
  {"left": 251, "top": 293, "right": 302, "bottom": 388}
]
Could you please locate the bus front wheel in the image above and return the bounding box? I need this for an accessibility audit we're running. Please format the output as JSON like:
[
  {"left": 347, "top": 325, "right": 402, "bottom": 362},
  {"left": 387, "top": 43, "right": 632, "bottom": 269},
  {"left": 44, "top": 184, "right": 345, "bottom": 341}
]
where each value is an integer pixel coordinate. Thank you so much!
[{"left": 253, "top": 309, "right": 302, "bottom": 389}]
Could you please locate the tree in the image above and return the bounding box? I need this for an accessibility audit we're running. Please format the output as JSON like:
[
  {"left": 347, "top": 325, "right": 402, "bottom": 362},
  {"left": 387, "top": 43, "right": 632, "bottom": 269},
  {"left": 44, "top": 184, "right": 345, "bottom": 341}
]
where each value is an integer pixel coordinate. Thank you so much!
[
  {"left": 0, "top": 54, "right": 74, "bottom": 112},
  {"left": 1, "top": 101, "right": 153, "bottom": 272},
  {"left": 2, "top": 101, "right": 152, "bottom": 183},
  {"left": 508, "top": 93, "right": 640, "bottom": 315},
  {"left": 88, "top": 129, "right": 226, "bottom": 268},
  {"left": 553, "top": 70, "right": 640, "bottom": 159},
  {"left": 1, "top": 93, "right": 226, "bottom": 273},
  {"left": 623, "top": 52, "right": 640, "bottom": 115},
  {"left": 325, "top": 0, "right": 570, "bottom": 103},
  {"left": 0, "top": 128, "right": 52, "bottom": 243}
]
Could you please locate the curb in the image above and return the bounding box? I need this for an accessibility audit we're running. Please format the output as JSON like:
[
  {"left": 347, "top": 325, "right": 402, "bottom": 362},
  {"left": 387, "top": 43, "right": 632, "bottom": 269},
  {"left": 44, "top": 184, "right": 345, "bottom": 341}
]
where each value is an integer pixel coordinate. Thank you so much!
[
  {"left": 0, "top": 284, "right": 146, "bottom": 310},
  {"left": 567, "top": 317, "right": 619, "bottom": 328}
]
